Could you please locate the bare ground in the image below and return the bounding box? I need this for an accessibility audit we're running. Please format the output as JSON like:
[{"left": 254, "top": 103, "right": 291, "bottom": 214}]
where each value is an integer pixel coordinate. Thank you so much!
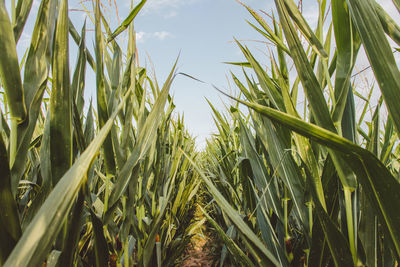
[{"left": 180, "top": 232, "right": 214, "bottom": 267}]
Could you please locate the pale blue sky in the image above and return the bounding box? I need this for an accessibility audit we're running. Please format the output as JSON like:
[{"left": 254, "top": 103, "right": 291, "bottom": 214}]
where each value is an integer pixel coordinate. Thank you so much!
[
  {"left": 10, "top": 0, "right": 400, "bottom": 149},
  {"left": 84, "top": 0, "right": 277, "bottom": 148},
  {"left": 14, "top": 0, "right": 279, "bottom": 148}
]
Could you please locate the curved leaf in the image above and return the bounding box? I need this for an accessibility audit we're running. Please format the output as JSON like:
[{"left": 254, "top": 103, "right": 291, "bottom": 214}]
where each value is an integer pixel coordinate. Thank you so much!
[
  {"left": 107, "top": 0, "right": 147, "bottom": 42},
  {"left": 231, "top": 97, "right": 400, "bottom": 260},
  {"left": 347, "top": 0, "right": 400, "bottom": 136},
  {"left": 182, "top": 150, "right": 280, "bottom": 266},
  {"left": 3, "top": 91, "right": 132, "bottom": 267}
]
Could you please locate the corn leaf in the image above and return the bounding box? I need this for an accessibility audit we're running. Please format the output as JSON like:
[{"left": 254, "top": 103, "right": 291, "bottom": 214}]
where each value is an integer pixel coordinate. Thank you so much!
[
  {"left": 50, "top": 0, "right": 72, "bottom": 185},
  {"left": 90, "top": 208, "right": 109, "bottom": 267},
  {"left": 201, "top": 207, "right": 255, "bottom": 267},
  {"left": 3, "top": 91, "right": 132, "bottom": 267},
  {"left": 374, "top": 1, "right": 400, "bottom": 46},
  {"left": 183, "top": 150, "right": 280, "bottom": 266},
  {"left": 11, "top": 0, "right": 52, "bottom": 197},
  {"left": 282, "top": 0, "right": 328, "bottom": 58},
  {"left": 13, "top": 0, "right": 33, "bottom": 42},
  {"left": 95, "top": 0, "right": 116, "bottom": 175},
  {"left": 308, "top": 174, "right": 354, "bottom": 267},
  {"left": 0, "top": 0, "right": 27, "bottom": 122},
  {"left": 231, "top": 97, "right": 400, "bottom": 259},
  {"left": 347, "top": 0, "right": 400, "bottom": 136},
  {"left": 274, "top": 0, "right": 357, "bottom": 190},
  {"left": 107, "top": 59, "right": 177, "bottom": 209},
  {"left": 107, "top": 0, "right": 147, "bottom": 42},
  {"left": 0, "top": 134, "right": 21, "bottom": 265}
]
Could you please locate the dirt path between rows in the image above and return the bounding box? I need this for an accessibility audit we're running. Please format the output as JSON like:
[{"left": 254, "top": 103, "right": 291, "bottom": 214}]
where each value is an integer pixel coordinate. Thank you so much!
[
  {"left": 180, "top": 232, "right": 214, "bottom": 267},
  {"left": 180, "top": 204, "right": 215, "bottom": 267}
]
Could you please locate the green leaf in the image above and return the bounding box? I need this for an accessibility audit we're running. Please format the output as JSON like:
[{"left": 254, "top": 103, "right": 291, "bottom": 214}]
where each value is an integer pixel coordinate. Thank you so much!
[
  {"left": 58, "top": 189, "right": 86, "bottom": 267},
  {"left": 223, "top": 61, "right": 252, "bottom": 68},
  {"left": 347, "top": 0, "right": 400, "bottom": 136},
  {"left": 69, "top": 19, "right": 96, "bottom": 71},
  {"left": 230, "top": 97, "right": 400, "bottom": 260},
  {"left": 182, "top": 150, "right": 280, "bottom": 266},
  {"left": 0, "top": 0, "right": 27, "bottom": 169},
  {"left": 235, "top": 114, "right": 283, "bottom": 220},
  {"left": 142, "top": 194, "right": 171, "bottom": 267},
  {"left": 237, "top": 1, "right": 291, "bottom": 55},
  {"left": 90, "top": 208, "right": 109, "bottom": 267},
  {"left": 71, "top": 21, "right": 87, "bottom": 115},
  {"left": 200, "top": 207, "right": 255, "bottom": 267},
  {"left": 21, "top": 109, "right": 52, "bottom": 229},
  {"left": 13, "top": 0, "right": 33, "bottom": 42},
  {"left": 234, "top": 41, "right": 285, "bottom": 111},
  {"left": 274, "top": 0, "right": 357, "bottom": 190},
  {"left": 95, "top": 0, "right": 116, "bottom": 175},
  {"left": 0, "top": 1, "right": 26, "bottom": 122},
  {"left": 331, "top": 0, "right": 360, "bottom": 125},
  {"left": 45, "top": 250, "right": 61, "bottom": 267},
  {"left": 107, "top": 0, "right": 147, "bottom": 43},
  {"left": 308, "top": 174, "right": 354, "bottom": 267},
  {"left": 281, "top": 0, "right": 328, "bottom": 58},
  {"left": 374, "top": 1, "right": 400, "bottom": 46},
  {"left": 393, "top": 0, "right": 400, "bottom": 13},
  {"left": 0, "top": 134, "right": 21, "bottom": 265},
  {"left": 359, "top": 188, "right": 378, "bottom": 267},
  {"left": 107, "top": 59, "right": 178, "bottom": 209},
  {"left": 50, "top": 0, "right": 72, "bottom": 185},
  {"left": 11, "top": 0, "right": 51, "bottom": 197},
  {"left": 3, "top": 90, "right": 132, "bottom": 267}
]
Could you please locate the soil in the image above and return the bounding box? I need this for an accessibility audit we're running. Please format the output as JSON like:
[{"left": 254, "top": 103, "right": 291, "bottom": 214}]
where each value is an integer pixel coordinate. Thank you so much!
[{"left": 180, "top": 232, "right": 214, "bottom": 267}]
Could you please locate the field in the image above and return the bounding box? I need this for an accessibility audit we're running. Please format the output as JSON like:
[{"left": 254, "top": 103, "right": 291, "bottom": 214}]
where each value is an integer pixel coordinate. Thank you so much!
[{"left": 0, "top": 0, "right": 399, "bottom": 266}]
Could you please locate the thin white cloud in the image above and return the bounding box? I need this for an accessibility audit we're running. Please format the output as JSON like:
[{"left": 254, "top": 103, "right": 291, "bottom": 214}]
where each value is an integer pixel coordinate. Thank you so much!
[
  {"left": 164, "top": 10, "right": 178, "bottom": 18},
  {"left": 132, "top": 0, "right": 200, "bottom": 17},
  {"left": 153, "top": 31, "right": 172, "bottom": 40},
  {"left": 136, "top": 31, "right": 146, "bottom": 43},
  {"left": 136, "top": 31, "right": 173, "bottom": 43},
  {"left": 144, "top": 0, "right": 197, "bottom": 11}
]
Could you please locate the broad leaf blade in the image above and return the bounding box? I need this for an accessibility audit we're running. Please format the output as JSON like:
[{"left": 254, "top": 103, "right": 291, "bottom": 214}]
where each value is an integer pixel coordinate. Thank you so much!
[
  {"left": 3, "top": 91, "right": 132, "bottom": 267},
  {"left": 232, "top": 97, "right": 400, "bottom": 259},
  {"left": 13, "top": 0, "right": 34, "bottom": 42},
  {"left": 182, "top": 150, "right": 280, "bottom": 266},
  {"left": 0, "top": 134, "right": 21, "bottom": 264},
  {"left": 107, "top": 0, "right": 147, "bottom": 42},
  {"left": 0, "top": 0, "right": 27, "bottom": 122},
  {"left": 50, "top": 0, "right": 72, "bottom": 185},
  {"left": 347, "top": 0, "right": 400, "bottom": 136}
]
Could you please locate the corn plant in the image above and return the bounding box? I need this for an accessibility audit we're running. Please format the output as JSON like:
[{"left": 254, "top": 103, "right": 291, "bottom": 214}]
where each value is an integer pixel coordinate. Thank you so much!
[
  {"left": 0, "top": 0, "right": 201, "bottom": 266},
  {"left": 196, "top": 0, "right": 400, "bottom": 266}
]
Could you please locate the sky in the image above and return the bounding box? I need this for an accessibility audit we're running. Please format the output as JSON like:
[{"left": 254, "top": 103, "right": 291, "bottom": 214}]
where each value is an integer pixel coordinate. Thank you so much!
[
  {"left": 89, "top": 0, "right": 278, "bottom": 148},
  {"left": 9, "top": 0, "right": 400, "bottom": 149}
]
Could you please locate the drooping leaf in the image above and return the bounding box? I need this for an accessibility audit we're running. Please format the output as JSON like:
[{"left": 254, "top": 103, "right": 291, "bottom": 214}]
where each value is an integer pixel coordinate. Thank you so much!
[
  {"left": 229, "top": 97, "right": 400, "bottom": 259},
  {"left": 107, "top": 59, "right": 178, "bottom": 209},
  {"left": 0, "top": 0, "right": 26, "bottom": 122},
  {"left": 182, "top": 150, "right": 280, "bottom": 266},
  {"left": 3, "top": 91, "right": 132, "bottom": 267},
  {"left": 11, "top": 0, "right": 51, "bottom": 197},
  {"left": 13, "top": 0, "right": 34, "bottom": 42},
  {"left": 201, "top": 207, "right": 255, "bottom": 267},
  {"left": 107, "top": 0, "right": 147, "bottom": 42},
  {"left": 347, "top": 0, "right": 400, "bottom": 136}
]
